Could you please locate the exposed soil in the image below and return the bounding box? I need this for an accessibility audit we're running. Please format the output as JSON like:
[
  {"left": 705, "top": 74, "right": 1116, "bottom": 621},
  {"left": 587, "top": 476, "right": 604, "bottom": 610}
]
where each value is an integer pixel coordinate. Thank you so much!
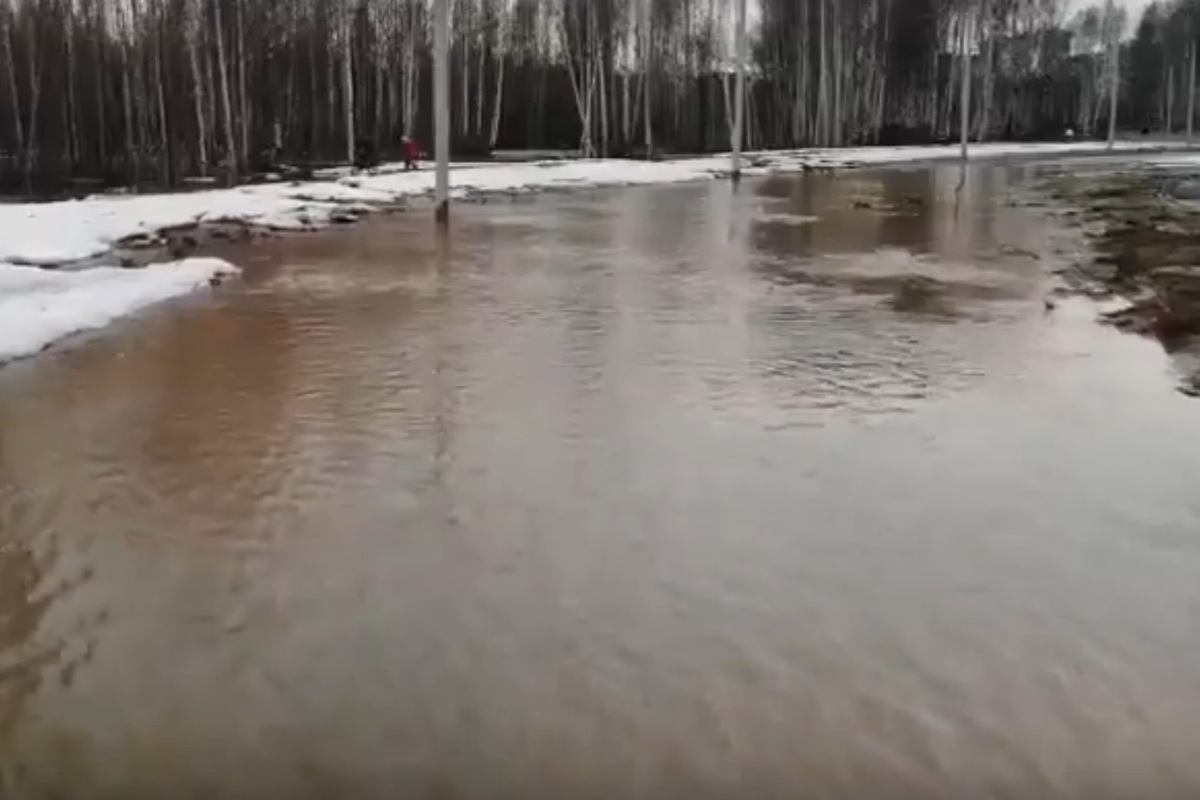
[
  {"left": 1041, "top": 168, "right": 1200, "bottom": 350},
  {"left": 109, "top": 201, "right": 407, "bottom": 268}
]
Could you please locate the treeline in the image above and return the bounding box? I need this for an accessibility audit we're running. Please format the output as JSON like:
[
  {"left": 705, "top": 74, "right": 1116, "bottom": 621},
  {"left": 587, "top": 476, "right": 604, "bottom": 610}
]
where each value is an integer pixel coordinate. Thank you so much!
[
  {"left": 0, "top": 0, "right": 1172, "bottom": 195},
  {"left": 1126, "top": 0, "right": 1200, "bottom": 135}
]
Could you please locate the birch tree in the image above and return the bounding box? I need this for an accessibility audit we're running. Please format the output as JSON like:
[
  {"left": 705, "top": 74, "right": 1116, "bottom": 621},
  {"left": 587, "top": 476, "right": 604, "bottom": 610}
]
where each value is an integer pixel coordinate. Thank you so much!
[{"left": 3, "top": 0, "right": 1193, "bottom": 194}]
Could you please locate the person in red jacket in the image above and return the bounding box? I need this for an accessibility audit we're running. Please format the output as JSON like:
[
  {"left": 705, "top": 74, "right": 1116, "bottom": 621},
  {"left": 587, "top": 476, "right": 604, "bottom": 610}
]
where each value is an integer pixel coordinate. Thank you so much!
[{"left": 402, "top": 136, "right": 420, "bottom": 171}]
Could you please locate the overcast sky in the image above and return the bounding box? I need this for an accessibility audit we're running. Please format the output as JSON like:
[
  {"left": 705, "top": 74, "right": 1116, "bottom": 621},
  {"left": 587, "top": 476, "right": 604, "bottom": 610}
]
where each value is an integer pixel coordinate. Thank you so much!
[
  {"left": 1114, "top": 0, "right": 1149, "bottom": 19},
  {"left": 1066, "top": 0, "right": 1149, "bottom": 33}
]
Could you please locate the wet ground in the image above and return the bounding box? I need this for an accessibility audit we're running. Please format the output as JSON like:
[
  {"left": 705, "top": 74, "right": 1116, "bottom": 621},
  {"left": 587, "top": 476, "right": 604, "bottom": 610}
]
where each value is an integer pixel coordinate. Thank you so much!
[{"left": 4, "top": 162, "right": 1200, "bottom": 798}]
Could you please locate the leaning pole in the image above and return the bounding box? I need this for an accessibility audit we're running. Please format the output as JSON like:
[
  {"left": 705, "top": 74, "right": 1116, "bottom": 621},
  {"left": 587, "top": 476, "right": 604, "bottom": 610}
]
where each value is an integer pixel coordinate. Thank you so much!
[
  {"left": 731, "top": 0, "right": 747, "bottom": 178},
  {"left": 434, "top": 0, "right": 450, "bottom": 224}
]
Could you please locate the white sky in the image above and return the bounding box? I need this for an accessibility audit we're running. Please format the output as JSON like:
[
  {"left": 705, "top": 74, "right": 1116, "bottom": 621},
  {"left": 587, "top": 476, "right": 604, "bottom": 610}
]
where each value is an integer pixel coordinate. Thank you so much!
[
  {"left": 1076, "top": 0, "right": 1151, "bottom": 29},
  {"left": 1063, "top": 0, "right": 1150, "bottom": 35},
  {"left": 1113, "top": 0, "right": 1150, "bottom": 20}
]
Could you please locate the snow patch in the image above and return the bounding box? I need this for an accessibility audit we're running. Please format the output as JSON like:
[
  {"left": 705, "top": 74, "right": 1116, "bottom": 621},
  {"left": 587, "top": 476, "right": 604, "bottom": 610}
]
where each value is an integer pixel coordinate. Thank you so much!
[
  {"left": 0, "top": 141, "right": 1180, "bottom": 268},
  {"left": 0, "top": 257, "right": 237, "bottom": 364},
  {"left": 756, "top": 212, "right": 820, "bottom": 226}
]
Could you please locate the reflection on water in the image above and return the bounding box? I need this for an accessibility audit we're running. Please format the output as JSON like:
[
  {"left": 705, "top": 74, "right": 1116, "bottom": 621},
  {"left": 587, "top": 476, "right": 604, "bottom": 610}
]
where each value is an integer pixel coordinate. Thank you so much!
[{"left": 2, "top": 164, "right": 1200, "bottom": 798}]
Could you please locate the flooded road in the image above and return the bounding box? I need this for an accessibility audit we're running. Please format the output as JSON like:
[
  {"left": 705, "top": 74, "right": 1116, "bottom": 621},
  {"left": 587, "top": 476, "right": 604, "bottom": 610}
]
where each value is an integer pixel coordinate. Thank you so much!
[{"left": 4, "top": 163, "right": 1200, "bottom": 798}]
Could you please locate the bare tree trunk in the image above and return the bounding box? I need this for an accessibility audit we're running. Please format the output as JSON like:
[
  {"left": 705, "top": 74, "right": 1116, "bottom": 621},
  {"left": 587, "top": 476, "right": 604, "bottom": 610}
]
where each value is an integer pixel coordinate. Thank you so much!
[
  {"left": 236, "top": 0, "right": 249, "bottom": 168},
  {"left": 23, "top": 10, "right": 41, "bottom": 191},
  {"left": 94, "top": 2, "right": 108, "bottom": 169},
  {"left": 402, "top": 0, "right": 416, "bottom": 136},
  {"left": 474, "top": 27, "right": 486, "bottom": 138},
  {"left": 213, "top": 0, "right": 238, "bottom": 181},
  {"left": 597, "top": 48, "right": 609, "bottom": 157},
  {"left": 153, "top": 0, "right": 170, "bottom": 184},
  {"left": 459, "top": 4, "right": 470, "bottom": 137},
  {"left": 122, "top": 34, "right": 136, "bottom": 184},
  {"left": 65, "top": 11, "right": 80, "bottom": 169},
  {"left": 189, "top": 0, "right": 211, "bottom": 175},
  {"left": 1167, "top": 64, "right": 1175, "bottom": 136},
  {"left": 561, "top": 7, "right": 594, "bottom": 157},
  {"left": 1, "top": 4, "right": 23, "bottom": 161},
  {"left": 817, "top": 0, "right": 830, "bottom": 146},
  {"left": 832, "top": 1, "right": 843, "bottom": 145},
  {"left": 976, "top": 8, "right": 994, "bottom": 142},
  {"left": 489, "top": 48, "right": 504, "bottom": 148},
  {"left": 1107, "top": 25, "right": 1118, "bottom": 148},
  {"left": 375, "top": 40, "right": 385, "bottom": 144},
  {"left": 342, "top": 7, "right": 354, "bottom": 164},
  {"left": 209, "top": 3, "right": 221, "bottom": 154},
  {"left": 622, "top": 71, "right": 631, "bottom": 145},
  {"left": 1189, "top": 41, "right": 1197, "bottom": 144}
]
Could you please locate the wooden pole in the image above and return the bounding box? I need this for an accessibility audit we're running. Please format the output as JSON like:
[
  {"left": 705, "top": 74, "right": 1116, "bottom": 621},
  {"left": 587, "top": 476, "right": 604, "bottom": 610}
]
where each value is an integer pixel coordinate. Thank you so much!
[
  {"left": 642, "top": 0, "right": 652, "bottom": 157},
  {"left": 434, "top": 0, "right": 450, "bottom": 223},
  {"left": 960, "top": 13, "right": 970, "bottom": 163},
  {"left": 1188, "top": 41, "right": 1196, "bottom": 144},
  {"left": 731, "top": 0, "right": 747, "bottom": 177}
]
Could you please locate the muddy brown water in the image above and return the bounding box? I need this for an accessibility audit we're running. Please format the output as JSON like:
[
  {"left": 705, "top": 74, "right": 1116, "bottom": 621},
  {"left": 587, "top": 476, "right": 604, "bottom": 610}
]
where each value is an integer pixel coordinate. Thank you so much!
[{"left": 3, "top": 163, "right": 1200, "bottom": 798}]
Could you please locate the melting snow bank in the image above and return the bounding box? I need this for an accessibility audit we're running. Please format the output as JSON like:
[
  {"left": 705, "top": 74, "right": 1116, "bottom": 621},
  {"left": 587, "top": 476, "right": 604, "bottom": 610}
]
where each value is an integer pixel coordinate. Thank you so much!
[
  {"left": 0, "top": 140, "right": 1182, "bottom": 268},
  {"left": 0, "top": 258, "right": 237, "bottom": 364}
]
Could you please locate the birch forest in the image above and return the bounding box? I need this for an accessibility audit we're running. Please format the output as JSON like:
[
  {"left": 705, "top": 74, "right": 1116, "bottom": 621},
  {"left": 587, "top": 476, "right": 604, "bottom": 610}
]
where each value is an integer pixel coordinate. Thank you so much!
[{"left": 0, "top": 0, "right": 1194, "bottom": 193}]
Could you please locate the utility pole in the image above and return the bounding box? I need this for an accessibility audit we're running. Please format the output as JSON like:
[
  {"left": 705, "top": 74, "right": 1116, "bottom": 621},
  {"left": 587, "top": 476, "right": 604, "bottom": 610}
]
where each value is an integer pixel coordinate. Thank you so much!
[
  {"left": 731, "top": 0, "right": 747, "bottom": 177},
  {"left": 960, "top": 10, "right": 970, "bottom": 163},
  {"left": 1188, "top": 40, "right": 1197, "bottom": 145},
  {"left": 434, "top": 0, "right": 450, "bottom": 223},
  {"left": 642, "top": 0, "right": 653, "bottom": 158}
]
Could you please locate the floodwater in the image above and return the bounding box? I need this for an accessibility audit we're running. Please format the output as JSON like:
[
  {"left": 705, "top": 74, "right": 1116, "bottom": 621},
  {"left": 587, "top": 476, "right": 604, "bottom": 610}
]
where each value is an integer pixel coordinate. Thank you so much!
[{"left": 3, "top": 163, "right": 1200, "bottom": 798}]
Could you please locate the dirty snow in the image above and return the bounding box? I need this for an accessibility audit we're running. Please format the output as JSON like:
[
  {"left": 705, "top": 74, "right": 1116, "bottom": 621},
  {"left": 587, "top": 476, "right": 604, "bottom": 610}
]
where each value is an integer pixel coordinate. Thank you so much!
[
  {"left": 0, "top": 140, "right": 1184, "bottom": 366},
  {"left": 0, "top": 141, "right": 1183, "bottom": 268},
  {"left": 0, "top": 257, "right": 237, "bottom": 364}
]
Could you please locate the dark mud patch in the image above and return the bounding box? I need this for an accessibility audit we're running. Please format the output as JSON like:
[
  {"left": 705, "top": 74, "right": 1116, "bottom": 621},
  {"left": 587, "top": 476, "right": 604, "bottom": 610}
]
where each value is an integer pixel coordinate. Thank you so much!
[
  {"left": 884, "top": 275, "right": 956, "bottom": 315},
  {"left": 109, "top": 200, "right": 403, "bottom": 268},
  {"left": 849, "top": 194, "right": 926, "bottom": 214},
  {"left": 112, "top": 221, "right": 279, "bottom": 268},
  {"left": 1042, "top": 168, "right": 1200, "bottom": 348}
]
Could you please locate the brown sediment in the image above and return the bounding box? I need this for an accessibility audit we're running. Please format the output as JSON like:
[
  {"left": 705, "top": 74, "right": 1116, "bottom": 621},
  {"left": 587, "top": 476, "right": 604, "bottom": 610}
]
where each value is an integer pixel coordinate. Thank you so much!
[
  {"left": 109, "top": 198, "right": 412, "bottom": 268},
  {"left": 1044, "top": 169, "right": 1200, "bottom": 347},
  {"left": 113, "top": 220, "right": 269, "bottom": 268}
]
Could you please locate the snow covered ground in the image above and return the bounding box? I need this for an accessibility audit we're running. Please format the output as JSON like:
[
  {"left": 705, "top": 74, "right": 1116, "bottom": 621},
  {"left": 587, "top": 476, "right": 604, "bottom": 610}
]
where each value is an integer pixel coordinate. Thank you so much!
[
  {"left": 1128, "top": 150, "right": 1200, "bottom": 169},
  {"left": 0, "top": 139, "right": 1184, "bottom": 366},
  {"left": 0, "top": 258, "right": 237, "bottom": 364},
  {"left": 0, "top": 140, "right": 1184, "bottom": 268}
]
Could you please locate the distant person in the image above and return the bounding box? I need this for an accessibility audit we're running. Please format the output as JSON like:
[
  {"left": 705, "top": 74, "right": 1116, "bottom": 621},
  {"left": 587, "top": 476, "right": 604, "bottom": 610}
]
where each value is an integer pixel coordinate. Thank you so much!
[
  {"left": 1064, "top": 126, "right": 1075, "bottom": 141},
  {"left": 402, "top": 136, "right": 420, "bottom": 171}
]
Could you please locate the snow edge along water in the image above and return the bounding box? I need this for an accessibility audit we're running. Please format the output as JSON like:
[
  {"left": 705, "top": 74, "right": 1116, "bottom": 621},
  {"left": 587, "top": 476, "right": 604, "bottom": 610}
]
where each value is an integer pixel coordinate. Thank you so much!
[
  {"left": 0, "top": 140, "right": 1188, "bottom": 269},
  {"left": 0, "top": 258, "right": 238, "bottom": 366},
  {"left": 0, "top": 141, "right": 1187, "bottom": 367}
]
